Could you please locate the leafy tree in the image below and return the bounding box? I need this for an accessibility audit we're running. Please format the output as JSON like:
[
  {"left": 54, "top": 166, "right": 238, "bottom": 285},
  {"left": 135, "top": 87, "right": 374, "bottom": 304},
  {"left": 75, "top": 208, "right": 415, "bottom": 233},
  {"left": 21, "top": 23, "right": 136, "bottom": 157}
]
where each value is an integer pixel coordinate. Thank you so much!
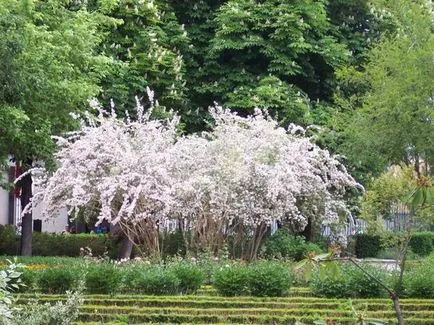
[
  {"left": 0, "top": 0, "right": 111, "bottom": 255},
  {"left": 91, "top": 0, "right": 190, "bottom": 116},
  {"left": 338, "top": 0, "right": 434, "bottom": 177},
  {"left": 196, "top": 0, "right": 348, "bottom": 125}
]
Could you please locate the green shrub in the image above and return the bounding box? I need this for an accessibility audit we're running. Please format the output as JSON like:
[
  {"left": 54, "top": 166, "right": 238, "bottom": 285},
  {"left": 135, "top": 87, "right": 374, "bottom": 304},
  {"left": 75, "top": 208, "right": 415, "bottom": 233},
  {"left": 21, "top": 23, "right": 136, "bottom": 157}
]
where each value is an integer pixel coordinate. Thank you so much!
[
  {"left": 133, "top": 267, "right": 180, "bottom": 295},
  {"left": 310, "top": 263, "right": 387, "bottom": 298},
  {"left": 32, "top": 233, "right": 118, "bottom": 258},
  {"left": 409, "top": 232, "right": 433, "bottom": 257},
  {"left": 404, "top": 254, "right": 434, "bottom": 298},
  {"left": 0, "top": 225, "right": 20, "bottom": 255},
  {"left": 85, "top": 263, "right": 122, "bottom": 294},
  {"left": 213, "top": 264, "right": 249, "bottom": 296},
  {"left": 170, "top": 262, "right": 205, "bottom": 294},
  {"left": 18, "top": 269, "right": 39, "bottom": 292},
  {"left": 355, "top": 234, "right": 381, "bottom": 258},
  {"left": 310, "top": 265, "right": 348, "bottom": 298},
  {"left": 38, "top": 268, "right": 76, "bottom": 293},
  {"left": 262, "top": 230, "right": 322, "bottom": 261},
  {"left": 247, "top": 261, "right": 291, "bottom": 297},
  {"left": 161, "top": 230, "right": 187, "bottom": 258}
]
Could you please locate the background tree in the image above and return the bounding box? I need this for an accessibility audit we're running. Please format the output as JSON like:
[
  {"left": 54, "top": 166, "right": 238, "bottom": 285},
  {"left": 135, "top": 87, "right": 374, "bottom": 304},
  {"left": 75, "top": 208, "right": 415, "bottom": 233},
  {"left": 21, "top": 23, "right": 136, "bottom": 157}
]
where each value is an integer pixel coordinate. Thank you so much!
[
  {"left": 190, "top": 0, "right": 348, "bottom": 126},
  {"left": 90, "top": 0, "right": 190, "bottom": 116},
  {"left": 0, "top": 0, "right": 111, "bottom": 255},
  {"left": 337, "top": 0, "right": 434, "bottom": 178}
]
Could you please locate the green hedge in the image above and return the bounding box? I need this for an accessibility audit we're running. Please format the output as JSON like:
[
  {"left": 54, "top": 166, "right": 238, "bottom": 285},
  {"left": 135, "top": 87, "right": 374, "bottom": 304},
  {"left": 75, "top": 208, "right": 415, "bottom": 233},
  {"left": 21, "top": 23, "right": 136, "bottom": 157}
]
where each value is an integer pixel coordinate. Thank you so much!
[
  {"left": 409, "top": 232, "right": 434, "bottom": 257},
  {"left": 213, "top": 262, "right": 292, "bottom": 297},
  {"left": 0, "top": 225, "right": 20, "bottom": 255},
  {"left": 354, "top": 234, "right": 381, "bottom": 258},
  {"left": 310, "top": 263, "right": 388, "bottom": 298},
  {"left": 0, "top": 225, "right": 119, "bottom": 258},
  {"left": 354, "top": 232, "right": 434, "bottom": 258}
]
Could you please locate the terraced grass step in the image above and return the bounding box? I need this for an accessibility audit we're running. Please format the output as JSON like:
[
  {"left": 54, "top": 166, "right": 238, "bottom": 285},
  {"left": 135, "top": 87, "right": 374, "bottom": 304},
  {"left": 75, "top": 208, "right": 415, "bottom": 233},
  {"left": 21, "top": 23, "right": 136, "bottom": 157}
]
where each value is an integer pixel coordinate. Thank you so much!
[
  {"left": 75, "top": 305, "right": 434, "bottom": 318},
  {"left": 76, "top": 312, "right": 433, "bottom": 324},
  {"left": 16, "top": 293, "right": 434, "bottom": 304}
]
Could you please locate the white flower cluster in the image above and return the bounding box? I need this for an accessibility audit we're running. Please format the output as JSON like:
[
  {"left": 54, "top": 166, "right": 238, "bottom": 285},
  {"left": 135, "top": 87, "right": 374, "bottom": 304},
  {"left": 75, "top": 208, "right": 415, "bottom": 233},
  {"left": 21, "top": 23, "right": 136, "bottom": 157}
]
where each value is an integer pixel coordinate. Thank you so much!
[{"left": 34, "top": 101, "right": 358, "bottom": 236}]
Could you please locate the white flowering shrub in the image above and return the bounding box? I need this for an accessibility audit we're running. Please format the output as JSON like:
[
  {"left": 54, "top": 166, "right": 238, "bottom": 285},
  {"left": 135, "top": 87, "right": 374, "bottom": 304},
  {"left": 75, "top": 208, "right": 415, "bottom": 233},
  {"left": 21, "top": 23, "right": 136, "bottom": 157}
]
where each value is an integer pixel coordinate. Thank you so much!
[
  {"left": 31, "top": 97, "right": 358, "bottom": 258},
  {"left": 170, "top": 108, "right": 359, "bottom": 257}
]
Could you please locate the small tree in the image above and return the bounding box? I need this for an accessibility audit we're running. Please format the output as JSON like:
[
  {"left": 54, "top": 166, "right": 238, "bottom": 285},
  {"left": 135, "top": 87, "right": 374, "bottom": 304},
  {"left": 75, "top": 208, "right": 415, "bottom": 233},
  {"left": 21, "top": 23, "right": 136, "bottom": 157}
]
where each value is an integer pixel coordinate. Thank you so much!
[{"left": 299, "top": 167, "right": 434, "bottom": 325}]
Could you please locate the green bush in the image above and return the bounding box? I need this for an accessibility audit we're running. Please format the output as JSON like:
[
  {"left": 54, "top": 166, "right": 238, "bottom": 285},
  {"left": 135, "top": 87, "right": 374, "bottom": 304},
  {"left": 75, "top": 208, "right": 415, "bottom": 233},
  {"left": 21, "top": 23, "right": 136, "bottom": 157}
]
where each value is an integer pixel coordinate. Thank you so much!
[
  {"left": 409, "top": 232, "right": 433, "bottom": 257},
  {"left": 18, "top": 269, "right": 39, "bottom": 292},
  {"left": 310, "top": 263, "right": 387, "bottom": 298},
  {"left": 404, "top": 254, "right": 434, "bottom": 298},
  {"left": 0, "top": 225, "right": 20, "bottom": 255},
  {"left": 355, "top": 234, "right": 381, "bottom": 258},
  {"left": 133, "top": 267, "right": 180, "bottom": 295},
  {"left": 170, "top": 262, "right": 205, "bottom": 294},
  {"left": 213, "top": 264, "right": 249, "bottom": 296},
  {"left": 247, "top": 261, "right": 291, "bottom": 297},
  {"left": 38, "top": 268, "right": 76, "bottom": 293},
  {"left": 33, "top": 233, "right": 118, "bottom": 258},
  {"left": 262, "top": 230, "right": 322, "bottom": 261},
  {"left": 85, "top": 263, "right": 122, "bottom": 294}
]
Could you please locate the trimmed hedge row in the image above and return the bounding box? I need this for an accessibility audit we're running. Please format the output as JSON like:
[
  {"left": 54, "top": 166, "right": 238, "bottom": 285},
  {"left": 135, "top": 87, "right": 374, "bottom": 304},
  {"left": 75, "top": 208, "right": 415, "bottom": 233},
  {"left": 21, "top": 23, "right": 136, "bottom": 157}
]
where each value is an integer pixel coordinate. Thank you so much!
[
  {"left": 0, "top": 225, "right": 118, "bottom": 258},
  {"left": 354, "top": 232, "right": 434, "bottom": 258},
  {"left": 17, "top": 262, "right": 205, "bottom": 295},
  {"left": 213, "top": 262, "right": 291, "bottom": 297},
  {"left": 310, "top": 263, "right": 388, "bottom": 298}
]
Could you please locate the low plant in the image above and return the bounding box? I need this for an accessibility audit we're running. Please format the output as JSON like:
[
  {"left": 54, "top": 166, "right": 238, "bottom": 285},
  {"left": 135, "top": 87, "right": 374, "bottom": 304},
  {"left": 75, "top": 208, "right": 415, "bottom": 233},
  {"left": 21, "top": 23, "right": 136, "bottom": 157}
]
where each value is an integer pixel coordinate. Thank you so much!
[
  {"left": 169, "top": 262, "right": 205, "bottom": 294},
  {"left": 310, "top": 263, "right": 387, "bottom": 298},
  {"left": 247, "top": 261, "right": 291, "bottom": 297},
  {"left": 403, "top": 254, "right": 434, "bottom": 298},
  {"left": 0, "top": 260, "right": 84, "bottom": 325},
  {"left": 213, "top": 264, "right": 249, "bottom": 296},
  {"left": 85, "top": 263, "right": 122, "bottom": 294},
  {"left": 133, "top": 267, "right": 180, "bottom": 295},
  {"left": 38, "top": 267, "right": 76, "bottom": 294}
]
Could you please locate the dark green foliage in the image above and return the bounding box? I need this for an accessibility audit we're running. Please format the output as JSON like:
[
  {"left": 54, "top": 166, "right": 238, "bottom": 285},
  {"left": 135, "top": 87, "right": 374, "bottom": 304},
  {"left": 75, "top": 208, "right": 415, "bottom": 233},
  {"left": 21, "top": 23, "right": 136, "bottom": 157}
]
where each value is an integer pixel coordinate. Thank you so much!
[
  {"left": 18, "top": 269, "right": 39, "bottom": 292},
  {"left": 262, "top": 230, "right": 322, "bottom": 261},
  {"left": 310, "top": 263, "right": 387, "bottom": 298},
  {"left": 409, "top": 232, "right": 433, "bottom": 257},
  {"left": 194, "top": 0, "right": 348, "bottom": 125},
  {"left": 355, "top": 234, "right": 381, "bottom": 258},
  {"left": 0, "top": 231, "right": 119, "bottom": 258},
  {"left": 404, "top": 255, "right": 434, "bottom": 298},
  {"left": 85, "top": 263, "right": 123, "bottom": 294},
  {"left": 213, "top": 264, "right": 249, "bottom": 296},
  {"left": 161, "top": 229, "right": 187, "bottom": 258},
  {"left": 170, "top": 262, "right": 205, "bottom": 294},
  {"left": 0, "top": 225, "right": 19, "bottom": 255},
  {"left": 38, "top": 268, "right": 75, "bottom": 294},
  {"left": 247, "top": 262, "right": 291, "bottom": 297},
  {"left": 132, "top": 267, "right": 180, "bottom": 295},
  {"left": 32, "top": 233, "right": 118, "bottom": 258},
  {"left": 94, "top": 0, "right": 189, "bottom": 115}
]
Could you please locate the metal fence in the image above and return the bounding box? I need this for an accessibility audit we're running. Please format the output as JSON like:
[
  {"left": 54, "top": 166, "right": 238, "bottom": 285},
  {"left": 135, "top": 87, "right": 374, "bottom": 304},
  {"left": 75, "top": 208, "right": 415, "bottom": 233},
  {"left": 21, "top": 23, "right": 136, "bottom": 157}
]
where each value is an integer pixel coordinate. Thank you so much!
[{"left": 321, "top": 203, "right": 416, "bottom": 237}]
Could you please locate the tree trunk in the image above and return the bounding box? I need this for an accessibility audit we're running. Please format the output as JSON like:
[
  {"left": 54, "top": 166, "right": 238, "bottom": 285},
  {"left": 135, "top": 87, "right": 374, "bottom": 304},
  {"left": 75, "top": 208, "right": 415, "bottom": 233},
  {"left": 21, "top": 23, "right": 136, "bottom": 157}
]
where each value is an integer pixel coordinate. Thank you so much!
[
  {"left": 392, "top": 294, "right": 405, "bottom": 325},
  {"left": 20, "top": 171, "right": 32, "bottom": 256},
  {"left": 118, "top": 234, "right": 133, "bottom": 260},
  {"left": 301, "top": 218, "right": 313, "bottom": 242}
]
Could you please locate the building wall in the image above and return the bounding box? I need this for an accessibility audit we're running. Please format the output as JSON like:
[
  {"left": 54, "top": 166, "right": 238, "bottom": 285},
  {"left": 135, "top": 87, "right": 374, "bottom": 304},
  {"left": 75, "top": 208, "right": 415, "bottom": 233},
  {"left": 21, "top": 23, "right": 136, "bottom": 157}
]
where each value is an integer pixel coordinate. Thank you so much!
[
  {"left": 32, "top": 203, "right": 68, "bottom": 233},
  {"left": 0, "top": 172, "right": 9, "bottom": 225}
]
